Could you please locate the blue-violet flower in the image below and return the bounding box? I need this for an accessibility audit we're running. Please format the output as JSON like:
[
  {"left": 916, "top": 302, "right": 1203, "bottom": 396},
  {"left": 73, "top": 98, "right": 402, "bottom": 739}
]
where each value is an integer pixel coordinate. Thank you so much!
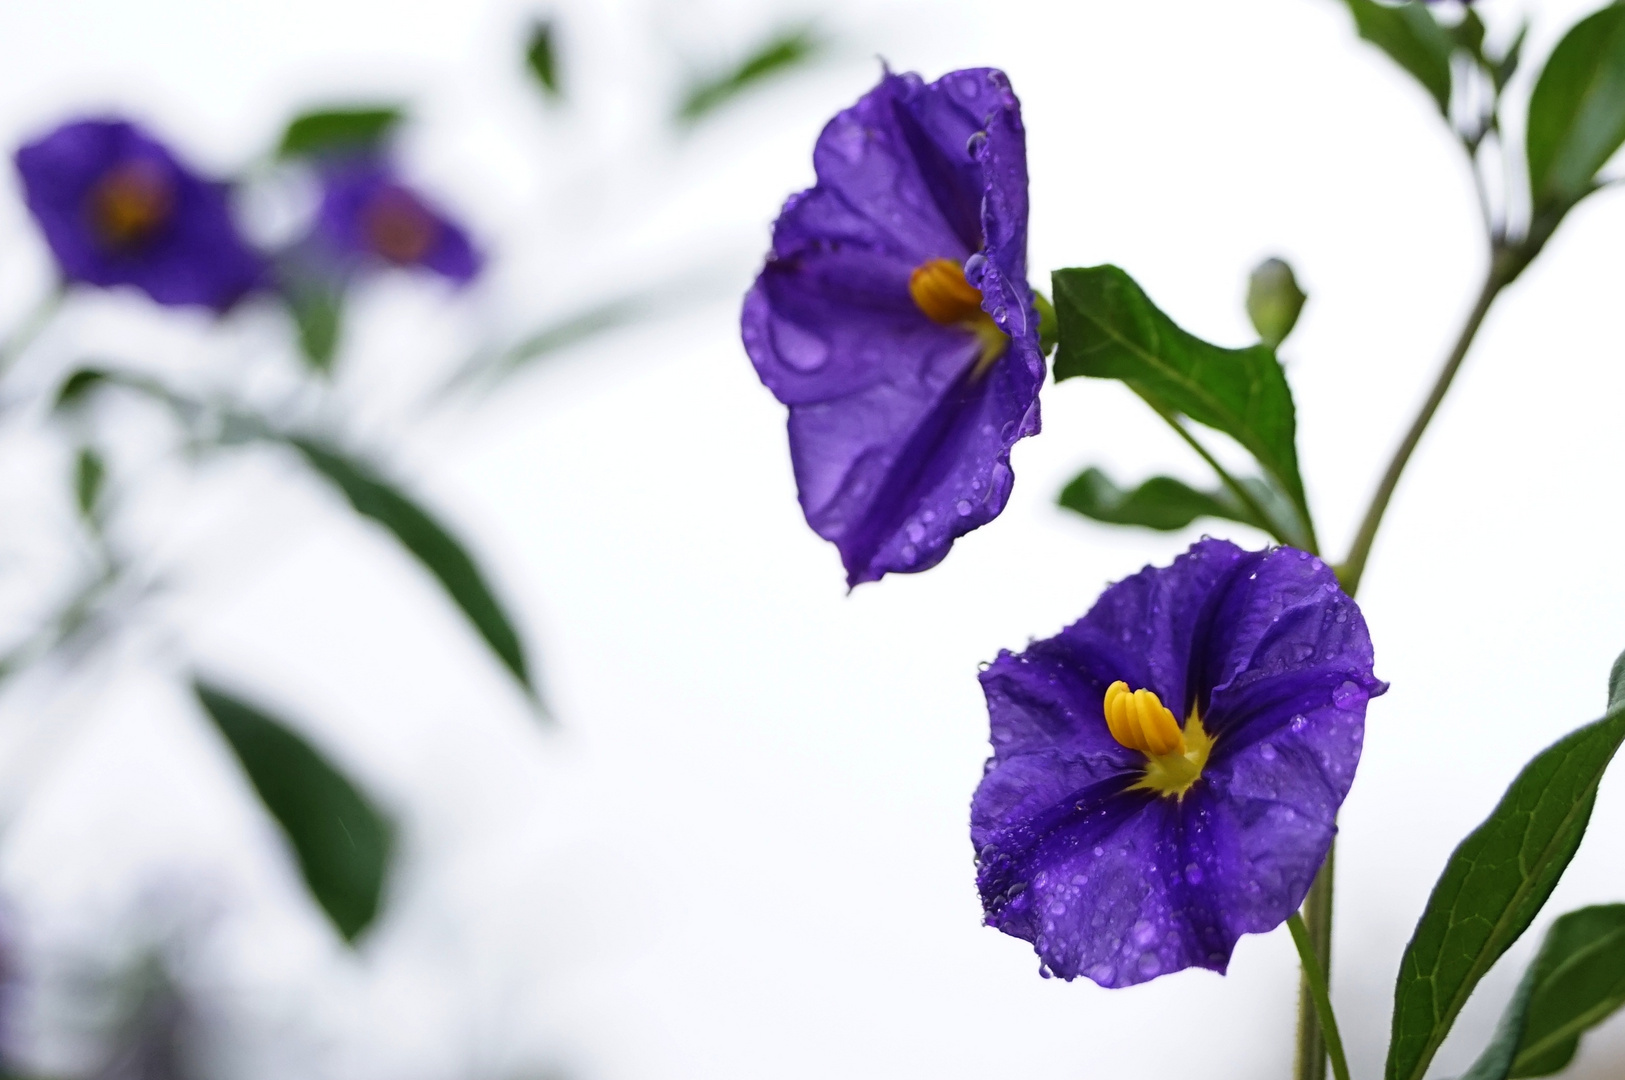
[
  {"left": 311, "top": 157, "right": 480, "bottom": 284},
  {"left": 742, "top": 68, "right": 1044, "bottom": 587},
  {"left": 971, "top": 539, "right": 1386, "bottom": 986},
  {"left": 14, "top": 118, "right": 265, "bottom": 311}
]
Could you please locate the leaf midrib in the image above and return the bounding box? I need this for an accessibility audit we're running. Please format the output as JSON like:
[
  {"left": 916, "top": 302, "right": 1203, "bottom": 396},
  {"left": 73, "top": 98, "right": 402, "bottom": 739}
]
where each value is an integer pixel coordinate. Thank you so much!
[{"left": 1399, "top": 709, "right": 1625, "bottom": 1080}]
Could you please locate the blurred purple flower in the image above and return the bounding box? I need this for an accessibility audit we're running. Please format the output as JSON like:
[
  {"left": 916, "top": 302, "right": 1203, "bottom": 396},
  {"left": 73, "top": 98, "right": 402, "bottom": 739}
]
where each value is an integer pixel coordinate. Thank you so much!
[
  {"left": 310, "top": 158, "right": 480, "bottom": 283},
  {"left": 742, "top": 67, "right": 1044, "bottom": 587},
  {"left": 14, "top": 118, "right": 265, "bottom": 311},
  {"left": 971, "top": 539, "right": 1385, "bottom": 987}
]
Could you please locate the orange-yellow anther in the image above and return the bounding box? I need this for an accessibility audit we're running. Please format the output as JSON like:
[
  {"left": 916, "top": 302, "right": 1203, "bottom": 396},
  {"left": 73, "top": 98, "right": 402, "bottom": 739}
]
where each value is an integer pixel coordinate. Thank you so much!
[
  {"left": 908, "top": 258, "right": 986, "bottom": 325},
  {"left": 90, "top": 160, "right": 174, "bottom": 249},
  {"left": 1103, "top": 680, "right": 1186, "bottom": 757},
  {"left": 908, "top": 257, "right": 1009, "bottom": 377}
]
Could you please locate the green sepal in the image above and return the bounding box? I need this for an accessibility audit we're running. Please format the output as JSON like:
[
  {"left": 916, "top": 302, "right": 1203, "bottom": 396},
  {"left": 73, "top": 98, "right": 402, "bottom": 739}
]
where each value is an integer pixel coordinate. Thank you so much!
[
  {"left": 1385, "top": 650, "right": 1625, "bottom": 1080},
  {"left": 284, "top": 278, "right": 344, "bottom": 374},
  {"left": 73, "top": 447, "right": 105, "bottom": 520},
  {"left": 195, "top": 681, "right": 393, "bottom": 942}
]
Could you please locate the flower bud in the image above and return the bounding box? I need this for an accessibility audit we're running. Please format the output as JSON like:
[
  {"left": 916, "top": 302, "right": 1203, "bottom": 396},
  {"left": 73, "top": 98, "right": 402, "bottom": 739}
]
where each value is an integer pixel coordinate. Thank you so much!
[{"left": 1246, "top": 257, "right": 1306, "bottom": 349}]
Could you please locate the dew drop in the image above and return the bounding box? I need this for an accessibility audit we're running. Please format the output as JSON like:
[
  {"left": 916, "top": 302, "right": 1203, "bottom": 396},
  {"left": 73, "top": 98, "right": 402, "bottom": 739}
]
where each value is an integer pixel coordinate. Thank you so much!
[
  {"left": 1332, "top": 680, "right": 1367, "bottom": 710},
  {"left": 1093, "top": 846, "right": 1105, "bottom": 857},
  {"left": 906, "top": 521, "right": 926, "bottom": 543},
  {"left": 770, "top": 319, "right": 829, "bottom": 372},
  {"left": 1184, "top": 863, "right": 1204, "bottom": 885},
  {"left": 965, "top": 130, "right": 988, "bottom": 157},
  {"left": 1137, "top": 953, "right": 1162, "bottom": 977},
  {"left": 1259, "top": 743, "right": 1277, "bottom": 761},
  {"left": 1289, "top": 714, "right": 1308, "bottom": 732},
  {"left": 963, "top": 252, "right": 987, "bottom": 280},
  {"left": 901, "top": 543, "right": 918, "bottom": 564},
  {"left": 956, "top": 499, "right": 974, "bottom": 516}
]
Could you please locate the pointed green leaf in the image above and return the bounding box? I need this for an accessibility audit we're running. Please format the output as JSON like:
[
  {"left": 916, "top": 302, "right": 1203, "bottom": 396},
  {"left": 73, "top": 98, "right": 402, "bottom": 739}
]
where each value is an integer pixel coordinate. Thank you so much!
[
  {"left": 1051, "top": 264, "right": 1309, "bottom": 522},
  {"left": 277, "top": 106, "right": 404, "bottom": 160},
  {"left": 525, "top": 20, "right": 562, "bottom": 99},
  {"left": 289, "top": 439, "right": 539, "bottom": 707},
  {"left": 1059, "top": 468, "right": 1259, "bottom": 532},
  {"left": 1526, "top": 2, "right": 1625, "bottom": 214},
  {"left": 285, "top": 279, "right": 344, "bottom": 373},
  {"left": 74, "top": 447, "right": 105, "bottom": 519},
  {"left": 1456, "top": 905, "right": 1625, "bottom": 1080},
  {"left": 195, "top": 682, "right": 392, "bottom": 942},
  {"left": 1337, "top": 0, "right": 1456, "bottom": 113},
  {"left": 1386, "top": 650, "right": 1625, "bottom": 1080},
  {"left": 677, "top": 25, "right": 823, "bottom": 123}
]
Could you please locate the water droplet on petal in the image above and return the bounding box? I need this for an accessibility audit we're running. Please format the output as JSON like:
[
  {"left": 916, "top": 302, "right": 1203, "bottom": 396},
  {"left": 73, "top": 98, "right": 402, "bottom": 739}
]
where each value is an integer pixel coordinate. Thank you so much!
[
  {"left": 1332, "top": 681, "right": 1367, "bottom": 710},
  {"left": 770, "top": 319, "right": 828, "bottom": 372},
  {"left": 956, "top": 499, "right": 974, "bottom": 516},
  {"left": 1184, "top": 863, "right": 1204, "bottom": 885},
  {"left": 1289, "top": 714, "right": 1308, "bottom": 732},
  {"left": 965, "top": 130, "right": 988, "bottom": 158},
  {"left": 1137, "top": 953, "right": 1162, "bottom": 976},
  {"left": 901, "top": 543, "right": 918, "bottom": 564},
  {"left": 1259, "top": 743, "right": 1277, "bottom": 761},
  {"left": 906, "top": 521, "right": 926, "bottom": 543}
]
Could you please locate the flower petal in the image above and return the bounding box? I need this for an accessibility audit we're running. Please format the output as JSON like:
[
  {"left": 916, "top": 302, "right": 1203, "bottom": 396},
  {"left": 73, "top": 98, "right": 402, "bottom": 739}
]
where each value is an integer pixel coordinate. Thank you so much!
[{"left": 742, "top": 67, "right": 1042, "bottom": 586}]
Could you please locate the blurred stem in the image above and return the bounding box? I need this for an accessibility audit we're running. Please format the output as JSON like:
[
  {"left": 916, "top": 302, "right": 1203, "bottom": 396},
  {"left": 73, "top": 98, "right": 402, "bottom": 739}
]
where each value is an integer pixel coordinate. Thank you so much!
[
  {"left": 1289, "top": 905, "right": 1350, "bottom": 1080},
  {"left": 0, "top": 284, "right": 65, "bottom": 381},
  {"left": 1294, "top": 847, "right": 1338, "bottom": 1080},
  {"left": 1151, "top": 405, "right": 1291, "bottom": 549},
  {"left": 1337, "top": 259, "right": 1508, "bottom": 597}
]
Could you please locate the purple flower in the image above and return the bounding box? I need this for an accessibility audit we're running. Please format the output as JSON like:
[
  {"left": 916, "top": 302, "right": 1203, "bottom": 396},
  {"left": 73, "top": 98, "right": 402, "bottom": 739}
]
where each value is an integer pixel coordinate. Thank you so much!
[
  {"left": 971, "top": 539, "right": 1386, "bottom": 987},
  {"left": 742, "top": 68, "right": 1044, "bottom": 587},
  {"left": 310, "top": 158, "right": 480, "bottom": 283},
  {"left": 14, "top": 118, "right": 265, "bottom": 311}
]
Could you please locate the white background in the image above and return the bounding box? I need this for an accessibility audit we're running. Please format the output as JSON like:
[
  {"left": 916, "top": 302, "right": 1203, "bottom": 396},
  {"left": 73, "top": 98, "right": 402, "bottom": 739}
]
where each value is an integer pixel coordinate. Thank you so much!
[{"left": 0, "top": 0, "right": 1622, "bottom": 1078}]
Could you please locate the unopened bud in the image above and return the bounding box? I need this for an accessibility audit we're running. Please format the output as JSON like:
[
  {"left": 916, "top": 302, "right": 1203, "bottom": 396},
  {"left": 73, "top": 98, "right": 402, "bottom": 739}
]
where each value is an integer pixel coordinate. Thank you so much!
[{"left": 1246, "top": 257, "right": 1307, "bottom": 350}]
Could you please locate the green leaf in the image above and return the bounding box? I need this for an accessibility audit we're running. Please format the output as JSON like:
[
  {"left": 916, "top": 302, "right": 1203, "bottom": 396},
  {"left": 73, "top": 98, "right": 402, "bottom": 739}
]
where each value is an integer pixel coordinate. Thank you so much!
[
  {"left": 74, "top": 447, "right": 104, "bottom": 519},
  {"left": 1456, "top": 905, "right": 1625, "bottom": 1080},
  {"left": 1245, "top": 257, "right": 1307, "bottom": 349},
  {"left": 1060, "top": 467, "right": 1261, "bottom": 533},
  {"left": 1386, "top": 649, "right": 1625, "bottom": 1080},
  {"left": 285, "top": 280, "right": 344, "bottom": 373},
  {"left": 525, "top": 19, "right": 562, "bottom": 99},
  {"left": 55, "top": 368, "right": 110, "bottom": 410},
  {"left": 1526, "top": 3, "right": 1625, "bottom": 214},
  {"left": 1051, "top": 264, "right": 1309, "bottom": 524},
  {"left": 1512, "top": 906, "right": 1625, "bottom": 1076},
  {"left": 195, "top": 681, "right": 392, "bottom": 941},
  {"left": 289, "top": 439, "right": 540, "bottom": 708},
  {"left": 277, "top": 106, "right": 404, "bottom": 160},
  {"left": 1493, "top": 22, "right": 1530, "bottom": 94},
  {"left": 677, "top": 25, "right": 823, "bottom": 123},
  {"left": 1337, "top": 0, "right": 1456, "bottom": 113}
]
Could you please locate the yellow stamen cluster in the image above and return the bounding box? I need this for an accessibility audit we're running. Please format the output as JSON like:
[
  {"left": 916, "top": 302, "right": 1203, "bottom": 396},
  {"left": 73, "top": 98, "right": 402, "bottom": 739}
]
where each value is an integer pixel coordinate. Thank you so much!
[
  {"left": 1103, "top": 680, "right": 1214, "bottom": 798},
  {"left": 908, "top": 257, "right": 1008, "bottom": 377},
  {"left": 91, "top": 161, "right": 173, "bottom": 249}
]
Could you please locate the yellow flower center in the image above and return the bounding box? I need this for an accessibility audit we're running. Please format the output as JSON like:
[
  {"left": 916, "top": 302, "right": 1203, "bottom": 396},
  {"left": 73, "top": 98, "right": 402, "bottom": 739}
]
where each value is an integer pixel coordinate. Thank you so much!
[
  {"left": 90, "top": 160, "right": 174, "bottom": 249},
  {"left": 908, "top": 257, "right": 1008, "bottom": 378},
  {"left": 1103, "top": 681, "right": 1214, "bottom": 799}
]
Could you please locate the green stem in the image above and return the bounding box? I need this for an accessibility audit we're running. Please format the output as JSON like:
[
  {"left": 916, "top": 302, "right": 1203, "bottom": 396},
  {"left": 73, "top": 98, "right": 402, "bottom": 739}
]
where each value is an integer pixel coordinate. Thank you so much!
[
  {"left": 1152, "top": 405, "right": 1295, "bottom": 549},
  {"left": 0, "top": 284, "right": 66, "bottom": 381},
  {"left": 1338, "top": 259, "right": 1509, "bottom": 596},
  {"left": 1288, "top": 910, "right": 1352, "bottom": 1080},
  {"left": 1295, "top": 845, "right": 1338, "bottom": 1080}
]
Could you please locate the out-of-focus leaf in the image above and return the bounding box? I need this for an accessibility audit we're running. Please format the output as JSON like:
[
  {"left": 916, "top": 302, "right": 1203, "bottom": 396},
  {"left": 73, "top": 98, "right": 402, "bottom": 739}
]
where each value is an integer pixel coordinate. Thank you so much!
[
  {"left": 1337, "top": 0, "right": 1456, "bottom": 113},
  {"left": 1450, "top": 8, "right": 1487, "bottom": 59},
  {"left": 1493, "top": 22, "right": 1530, "bottom": 93},
  {"left": 678, "top": 25, "right": 823, "bottom": 123},
  {"left": 525, "top": 19, "right": 562, "bottom": 99},
  {"left": 277, "top": 106, "right": 404, "bottom": 160},
  {"left": 1457, "top": 905, "right": 1625, "bottom": 1080},
  {"left": 1245, "top": 257, "right": 1307, "bottom": 349},
  {"left": 195, "top": 681, "right": 393, "bottom": 942},
  {"left": 1386, "top": 650, "right": 1625, "bottom": 1080},
  {"left": 1526, "top": 3, "right": 1625, "bottom": 214},
  {"left": 74, "top": 447, "right": 104, "bottom": 519},
  {"left": 285, "top": 280, "right": 344, "bottom": 373},
  {"left": 55, "top": 368, "right": 111, "bottom": 410},
  {"left": 1051, "top": 264, "right": 1310, "bottom": 529},
  {"left": 288, "top": 439, "right": 540, "bottom": 709}
]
